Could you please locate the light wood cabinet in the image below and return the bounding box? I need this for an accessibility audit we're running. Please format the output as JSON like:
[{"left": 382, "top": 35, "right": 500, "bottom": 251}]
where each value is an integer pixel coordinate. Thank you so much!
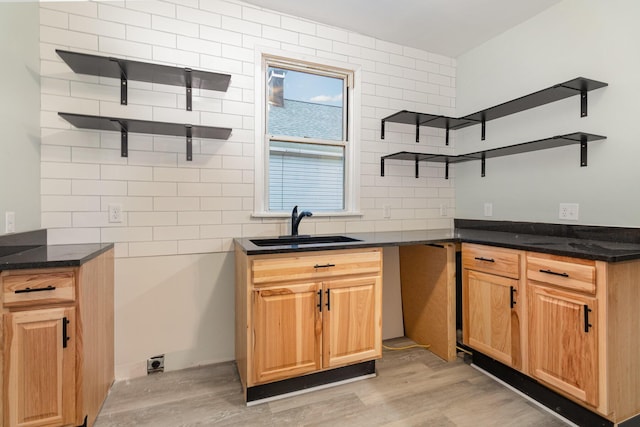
[
  {"left": 528, "top": 281, "right": 598, "bottom": 407},
  {"left": 235, "top": 246, "right": 382, "bottom": 398},
  {"left": 1, "top": 249, "right": 114, "bottom": 427},
  {"left": 526, "top": 252, "right": 602, "bottom": 410},
  {"left": 462, "top": 243, "right": 524, "bottom": 369}
]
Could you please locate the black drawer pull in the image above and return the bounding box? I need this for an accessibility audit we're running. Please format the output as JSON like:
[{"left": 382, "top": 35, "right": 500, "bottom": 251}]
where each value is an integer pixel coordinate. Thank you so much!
[
  {"left": 15, "top": 285, "right": 56, "bottom": 294},
  {"left": 539, "top": 269, "right": 569, "bottom": 278},
  {"left": 474, "top": 257, "right": 495, "bottom": 263},
  {"left": 314, "top": 263, "right": 335, "bottom": 269}
]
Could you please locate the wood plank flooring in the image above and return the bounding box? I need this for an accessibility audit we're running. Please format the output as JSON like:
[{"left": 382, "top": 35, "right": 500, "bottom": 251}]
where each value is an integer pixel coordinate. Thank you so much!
[{"left": 95, "top": 338, "right": 571, "bottom": 426}]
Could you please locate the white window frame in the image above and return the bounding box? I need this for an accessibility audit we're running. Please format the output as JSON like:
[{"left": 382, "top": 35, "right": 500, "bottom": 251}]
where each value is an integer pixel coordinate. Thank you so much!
[{"left": 253, "top": 46, "right": 361, "bottom": 218}]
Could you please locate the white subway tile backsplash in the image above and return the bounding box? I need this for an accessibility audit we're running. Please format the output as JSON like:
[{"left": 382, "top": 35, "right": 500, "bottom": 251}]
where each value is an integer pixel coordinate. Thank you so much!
[
  {"left": 98, "top": 3, "right": 151, "bottom": 27},
  {"left": 177, "top": 5, "right": 222, "bottom": 27},
  {"left": 38, "top": 0, "right": 455, "bottom": 257},
  {"left": 42, "top": 145, "right": 71, "bottom": 162},
  {"left": 126, "top": 1, "right": 176, "bottom": 18},
  {"left": 48, "top": 227, "right": 101, "bottom": 245},
  {"left": 99, "top": 36, "right": 152, "bottom": 59},
  {"left": 40, "top": 26, "right": 98, "bottom": 50},
  {"left": 72, "top": 179, "right": 127, "bottom": 196},
  {"left": 129, "top": 211, "right": 177, "bottom": 226},
  {"left": 41, "top": 8, "right": 69, "bottom": 29},
  {"left": 199, "top": 0, "right": 242, "bottom": 18},
  {"left": 102, "top": 227, "right": 152, "bottom": 242},
  {"left": 42, "top": 212, "right": 72, "bottom": 228},
  {"left": 41, "top": 179, "right": 72, "bottom": 195},
  {"left": 262, "top": 26, "right": 298, "bottom": 44},
  {"left": 129, "top": 181, "right": 177, "bottom": 196},
  {"left": 42, "top": 162, "right": 100, "bottom": 179},
  {"left": 242, "top": 6, "right": 280, "bottom": 27},
  {"left": 100, "top": 196, "right": 153, "bottom": 212},
  {"left": 154, "top": 225, "right": 199, "bottom": 240},
  {"left": 154, "top": 197, "right": 200, "bottom": 211},
  {"left": 177, "top": 183, "right": 222, "bottom": 197},
  {"left": 70, "top": 15, "right": 126, "bottom": 38},
  {"left": 42, "top": 195, "right": 100, "bottom": 212},
  {"left": 127, "top": 26, "right": 177, "bottom": 48}
]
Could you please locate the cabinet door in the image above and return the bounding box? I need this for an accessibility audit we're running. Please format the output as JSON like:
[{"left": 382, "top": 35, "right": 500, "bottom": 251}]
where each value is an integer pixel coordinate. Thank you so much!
[
  {"left": 5, "top": 307, "right": 76, "bottom": 427},
  {"left": 464, "top": 270, "right": 518, "bottom": 366},
  {"left": 253, "top": 282, "right": 321, "bottom": 384},
  {"left": 323, "top": 275, "right": 382, "bottom": 369},
  {"left": 528, "top": 283, "right": 598, "bottom": 407}
]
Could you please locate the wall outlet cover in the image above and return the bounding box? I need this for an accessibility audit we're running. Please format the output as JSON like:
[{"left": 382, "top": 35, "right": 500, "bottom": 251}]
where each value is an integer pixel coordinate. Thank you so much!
[{"left": 559, "top": 203, "right": 579, "bottom": 221}]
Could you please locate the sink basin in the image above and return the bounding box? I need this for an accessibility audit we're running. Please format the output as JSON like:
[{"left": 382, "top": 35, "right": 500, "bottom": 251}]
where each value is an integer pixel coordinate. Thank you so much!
[{"left": 250, "top": 235, "right": 362, "bottom": 247}]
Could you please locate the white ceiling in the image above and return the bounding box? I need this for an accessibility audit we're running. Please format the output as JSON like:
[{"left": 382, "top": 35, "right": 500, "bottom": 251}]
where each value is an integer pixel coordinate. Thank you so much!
[{"left": 242, "top": 0, "right": 562, "bottom": 58}]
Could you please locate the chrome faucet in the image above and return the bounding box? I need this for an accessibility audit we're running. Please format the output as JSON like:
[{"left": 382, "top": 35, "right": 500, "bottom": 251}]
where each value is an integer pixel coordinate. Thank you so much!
[{"left": 291, "top": 205, "right": 312, "bottom": 236}]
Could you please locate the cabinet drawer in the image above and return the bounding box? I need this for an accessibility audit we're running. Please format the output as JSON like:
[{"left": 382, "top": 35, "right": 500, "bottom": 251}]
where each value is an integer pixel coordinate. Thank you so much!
[
  {"left": 527, "top": 255, "right": 596, "bottom": 294},
  {"left": 462, "top": 243, "right": 521, "bottom": 279},
  {"left": 2, "top": 271, "right": 75, "bottom": 307},
  {"left": 252, "top": 249, "right": 382, "bottom": 285}
]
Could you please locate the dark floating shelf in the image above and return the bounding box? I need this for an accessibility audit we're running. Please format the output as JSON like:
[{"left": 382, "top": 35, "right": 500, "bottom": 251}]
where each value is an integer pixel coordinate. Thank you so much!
[
  {"left": 56, "top": 49, "right": 231, "bottom": 111},
  {"left": 380, "top": 77, "right": 608, "bottom": 144},
  {"left": 59, "top": 112, "right": 231, "bottom": 161},
  {"left": 380, "top": 132, "right": 606, "bottom": 179}
]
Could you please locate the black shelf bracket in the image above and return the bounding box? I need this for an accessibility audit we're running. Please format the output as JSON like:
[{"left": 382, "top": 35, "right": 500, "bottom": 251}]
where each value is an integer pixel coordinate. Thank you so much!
[
  {"left": 415, "top": 121, "right": 420, "bottom": 143},
  {"left": 380, "top": 158, "right": 385, "bottom": 176},
  {"left": 110, "top": 57, "right": 128, "bottom": 105},
  {"left": 445, "top": 160, "right": 449, "bottom": 180},
  {"left": 481, "top": 117, "right": 486, "bottom": 141},
  {"left": 381, "top": 119, "right": 385, "bottom": 140},
  {"left": 445, "top": 126, "right": 450, "bottom": 146},
  {"left": 186, "top": 126, "right": 193, "bottom": 161},
  {"left": 120, "top": 127, "right": 128, "bottom": 158},
  {"left": 481, "top": 153, "right": 486, "bottom": 177},
  {"left": 415, "top": 159, "right": 419, "bottom": 178},
  {"left": 580, "top": 134, "right": 588, "bottom": 166},
  {"left": 185, "top": 68, "right": 193, "bottom": 111},
  {"left": 581, "top": 90, "right": 588, "bottom": 117}
]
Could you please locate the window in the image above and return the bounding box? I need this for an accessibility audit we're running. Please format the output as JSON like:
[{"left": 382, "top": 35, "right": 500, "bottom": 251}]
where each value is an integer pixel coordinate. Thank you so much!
[{"left": 254, "top": 49, "right": 360, "bottom": 216}]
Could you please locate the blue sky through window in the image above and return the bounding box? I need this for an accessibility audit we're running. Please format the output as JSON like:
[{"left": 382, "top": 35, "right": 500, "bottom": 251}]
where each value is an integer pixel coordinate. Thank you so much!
[{"left": 271, "top": 67, "right": 343, "bottom": 107}]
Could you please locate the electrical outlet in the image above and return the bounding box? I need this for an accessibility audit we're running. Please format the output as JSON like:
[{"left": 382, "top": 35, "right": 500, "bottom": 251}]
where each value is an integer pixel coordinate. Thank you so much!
[
  {"left": 383, "top": 204, "right": 391, "bottom": 218},
  {"left": 108, "top": 204, "right": 122, "bottom": 223},
  {"left": 440, "top": 204, "right": 447, "bottom": 216},
  {"left": 5, "top": 211, "right": 15, "bottom": 233},
  {"left": 147, "top": 354, "right": 164, "bottom": 374},
  {"left": 484, "top": 202, "right": 493, "bottom": 217},
  {"left": 559, "top": 203, "right": 579, "bottom": 220}
]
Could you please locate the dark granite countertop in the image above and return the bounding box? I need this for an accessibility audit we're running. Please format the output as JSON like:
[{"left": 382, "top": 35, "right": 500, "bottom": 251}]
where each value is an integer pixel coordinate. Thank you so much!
[
  {"left": 235, "top": 221, "right": 640, "bottom": 262},
  {"left": 0, "top": 230, "right": 114, "bottom": 271}
]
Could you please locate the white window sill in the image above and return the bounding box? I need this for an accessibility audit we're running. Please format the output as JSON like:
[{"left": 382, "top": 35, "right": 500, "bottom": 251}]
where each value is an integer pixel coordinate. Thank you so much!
[{"left": 251, "top": 211, "right": 363, "bottom": 219}]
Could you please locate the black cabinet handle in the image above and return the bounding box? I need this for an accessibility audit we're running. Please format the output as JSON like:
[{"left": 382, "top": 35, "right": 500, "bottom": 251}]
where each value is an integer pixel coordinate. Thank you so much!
[
  {"left": 15, "top": 285, "right": 56, "bottom": 294},
  {"left": 325, "top": 289, "right": 331, "bottom": 311},
  {"left": 510, "top": 286, "right": 516, "bottom": 308},
  {"left": 539, "top": 269, "right": 569, "bottom": 278},
  {"left": 584, "top": 305, "right": 592, "bottom": 332},
  {"left": 317, "top": 289, "right": 322, "bottom": 312},
  {"left": 62, "top": 317, "right": 70, "bottom": 348},
  {"left": 474, "top": 257, "right": 495, "bottom": 263},
  {"left": 314, "top": 263, "right": 335, "bottom": 269}
]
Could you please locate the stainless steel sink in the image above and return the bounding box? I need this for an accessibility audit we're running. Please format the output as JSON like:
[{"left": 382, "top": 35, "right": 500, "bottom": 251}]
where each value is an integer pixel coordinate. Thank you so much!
[{"left": 250, "top": 235, "right": 361, "bottom": 247}]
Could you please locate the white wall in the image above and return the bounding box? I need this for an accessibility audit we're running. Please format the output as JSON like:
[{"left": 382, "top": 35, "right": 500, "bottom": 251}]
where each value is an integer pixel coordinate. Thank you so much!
[
  {"left": 37, "top": 0, "right": 456, "bottom": 377},
  {"left": 455, "top": 0, "right": 639, "bottom": 226},
  {"left": 0, "top": 3, "right": 41, "bottom": 234}
]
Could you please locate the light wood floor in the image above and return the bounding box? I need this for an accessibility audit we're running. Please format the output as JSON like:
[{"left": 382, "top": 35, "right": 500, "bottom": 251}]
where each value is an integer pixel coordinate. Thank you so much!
[{"left": 95, "top": 338, "right": 571, "bottom": 427}]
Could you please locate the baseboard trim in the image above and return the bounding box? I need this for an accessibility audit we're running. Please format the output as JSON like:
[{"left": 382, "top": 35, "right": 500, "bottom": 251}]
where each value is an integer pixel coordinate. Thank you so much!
[{"left": 246, "top": 360, "right": 376, "bottom": 405}]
